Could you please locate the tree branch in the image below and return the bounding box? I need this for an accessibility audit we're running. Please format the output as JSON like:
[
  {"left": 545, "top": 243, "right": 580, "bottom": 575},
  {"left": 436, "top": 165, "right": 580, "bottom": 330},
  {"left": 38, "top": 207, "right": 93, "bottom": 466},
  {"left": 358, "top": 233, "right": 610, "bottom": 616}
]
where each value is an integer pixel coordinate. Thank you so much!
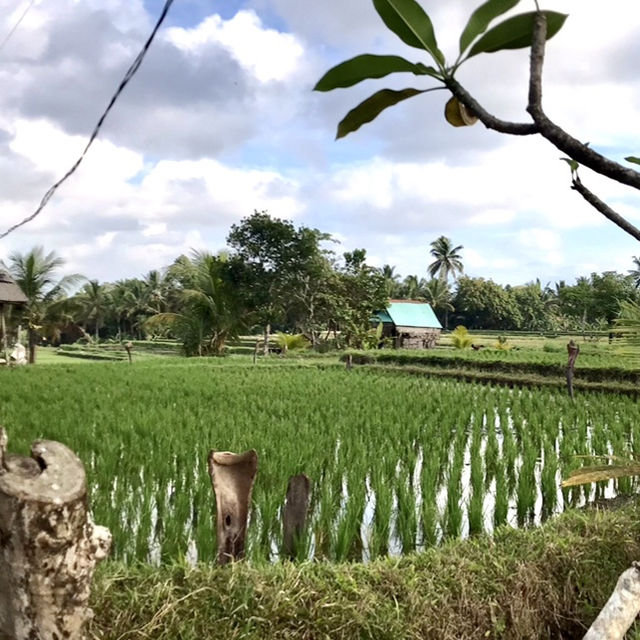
[
  {"left": 526, "top": 13, "right": 640, "bottom": 191},
  {"left": 571, "top": 177, "right": 640, "bottom": 242},
  {"left": 445, "top": 78, "right": 538, "bottom": 136}
]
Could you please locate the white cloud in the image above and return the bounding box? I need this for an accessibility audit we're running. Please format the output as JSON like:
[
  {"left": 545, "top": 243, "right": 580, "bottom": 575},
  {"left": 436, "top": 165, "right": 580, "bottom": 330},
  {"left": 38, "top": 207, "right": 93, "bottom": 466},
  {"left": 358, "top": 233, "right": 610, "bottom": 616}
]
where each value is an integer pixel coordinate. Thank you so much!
[{"left": 166, "top": 10, "right": 304, "bottom": 83}]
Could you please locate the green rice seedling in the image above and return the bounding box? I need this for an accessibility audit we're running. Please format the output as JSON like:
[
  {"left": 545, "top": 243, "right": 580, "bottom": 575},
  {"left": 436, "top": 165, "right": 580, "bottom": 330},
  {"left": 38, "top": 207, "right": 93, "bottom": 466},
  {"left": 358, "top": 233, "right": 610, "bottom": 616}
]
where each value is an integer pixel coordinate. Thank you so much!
[
  {"left": 396, "top": 469, "right": 418, "bottom": 553},
  {"left": 370, "top": 471, "right": 392, "bottom": 558},
  {"left": 484, "top": 411, "right": 499, "bottom": 489},
  {"left": 493, "top": 460, "right": 508, "bottom": 528},
  {"left": 540, "top": 439, "right": 558, "bottom": 520}
]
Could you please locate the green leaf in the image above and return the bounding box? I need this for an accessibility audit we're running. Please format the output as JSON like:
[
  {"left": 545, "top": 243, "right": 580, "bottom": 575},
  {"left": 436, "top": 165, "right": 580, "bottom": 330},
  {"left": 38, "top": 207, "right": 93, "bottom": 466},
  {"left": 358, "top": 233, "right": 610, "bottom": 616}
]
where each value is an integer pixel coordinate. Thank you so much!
[
  {"left": 561, "top": 157, "right": 579, "bottom": 173},
  {"left": 314, "top": 55, "right": 439, "bottom": 92},
  {"left": 467, "top": 11, "right": 568, "bottom": 59},
  {"left": 372, "top": 0, "right": 445, "bottom": 65},
  {"left": 459, "top": 0, "right": 521, "bottom": 55},
  {"left": 336, "top": 88, "right": 425, "bottom": 139},
  {"left": 625, "top": 156, "right": 640, "bottom": 166}
]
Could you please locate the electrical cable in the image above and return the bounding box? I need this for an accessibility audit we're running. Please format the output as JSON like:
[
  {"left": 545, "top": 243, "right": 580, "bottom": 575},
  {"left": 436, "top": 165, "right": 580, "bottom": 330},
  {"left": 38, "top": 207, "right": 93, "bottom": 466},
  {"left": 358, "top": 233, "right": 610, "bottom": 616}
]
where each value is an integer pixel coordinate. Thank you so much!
[
  {"left": 0, "top": 0, "right": 175, "bottom": 240},
  {"left": 0, "top": 0, "right": 36, "bottom": 53}
]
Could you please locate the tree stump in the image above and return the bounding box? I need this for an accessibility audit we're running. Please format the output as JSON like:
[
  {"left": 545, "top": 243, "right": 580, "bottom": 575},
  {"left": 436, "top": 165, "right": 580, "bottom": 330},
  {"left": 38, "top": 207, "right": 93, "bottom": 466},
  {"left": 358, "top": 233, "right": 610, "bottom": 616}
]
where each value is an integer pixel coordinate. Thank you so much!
[
  {"left": 282, "top": 474, "right": 311, "bottom": 560},
  {"left": 207, "top": 449, "right": 257, "bottom": 564},
  {"left": 0, "top": 428, "right": 111, "bottom": 640}
]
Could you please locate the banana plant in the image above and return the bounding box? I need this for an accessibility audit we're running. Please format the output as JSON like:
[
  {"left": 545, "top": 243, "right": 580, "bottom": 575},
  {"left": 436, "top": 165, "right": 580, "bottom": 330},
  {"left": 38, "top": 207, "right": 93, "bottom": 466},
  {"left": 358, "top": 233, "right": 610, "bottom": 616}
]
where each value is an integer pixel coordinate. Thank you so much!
[{"left": 314, "top": 0, "right": 567, "bottom": 138}]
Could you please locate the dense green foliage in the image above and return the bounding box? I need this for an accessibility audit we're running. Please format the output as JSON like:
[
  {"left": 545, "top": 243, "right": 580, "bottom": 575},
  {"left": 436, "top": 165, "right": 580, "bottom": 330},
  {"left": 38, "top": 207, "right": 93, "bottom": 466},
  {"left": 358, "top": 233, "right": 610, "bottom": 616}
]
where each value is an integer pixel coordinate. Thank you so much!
[{"left": 3, "top": 360, "right": 640, "bottom": 565}]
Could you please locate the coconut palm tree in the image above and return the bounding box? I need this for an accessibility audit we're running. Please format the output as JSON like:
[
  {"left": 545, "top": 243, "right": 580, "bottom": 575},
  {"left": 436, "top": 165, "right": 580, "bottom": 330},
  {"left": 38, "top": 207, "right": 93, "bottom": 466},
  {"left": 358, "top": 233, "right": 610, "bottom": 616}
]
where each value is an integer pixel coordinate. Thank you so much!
[
  {"left": 401, "top": 274, "right": 423, "bottom": 300},
  {"left": 9, "top": 247, "right": 81, "bottom": 363},
  {"left": 428, "top": 236, "right": 464, "bottom": 283},
  {"left": 423, "top": 278, "right": 454, "bottom": 328},
  {"left": 147, "top": 252, "right": 247, "bottom": 356},
  {"left": 74, "top": 280, "right": 112, "bottom": 341},
  {"left": 629, "top": 256, "right": 640, "bottom": 288},
  {"left": 381, "top": 264, "right": 400, "bottom": 297}
]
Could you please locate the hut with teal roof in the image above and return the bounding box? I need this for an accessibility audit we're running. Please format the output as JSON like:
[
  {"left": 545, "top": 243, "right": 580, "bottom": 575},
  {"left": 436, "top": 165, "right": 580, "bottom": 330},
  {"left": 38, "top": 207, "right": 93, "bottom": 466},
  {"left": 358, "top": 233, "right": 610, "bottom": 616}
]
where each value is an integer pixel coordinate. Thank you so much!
[{"left": 372, "top": 300, "right": 442, "bottom": 349}]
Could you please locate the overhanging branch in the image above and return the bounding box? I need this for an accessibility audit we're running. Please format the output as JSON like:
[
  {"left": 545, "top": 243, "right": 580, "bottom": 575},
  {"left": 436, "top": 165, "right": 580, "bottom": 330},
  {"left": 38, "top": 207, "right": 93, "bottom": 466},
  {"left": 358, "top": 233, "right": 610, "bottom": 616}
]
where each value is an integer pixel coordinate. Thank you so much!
[
  {"left": 571, "top": 177, "right": 640, "bottom": 242},
  {"left": 527, "top": 13, "right": 640, "bottom": 192}
]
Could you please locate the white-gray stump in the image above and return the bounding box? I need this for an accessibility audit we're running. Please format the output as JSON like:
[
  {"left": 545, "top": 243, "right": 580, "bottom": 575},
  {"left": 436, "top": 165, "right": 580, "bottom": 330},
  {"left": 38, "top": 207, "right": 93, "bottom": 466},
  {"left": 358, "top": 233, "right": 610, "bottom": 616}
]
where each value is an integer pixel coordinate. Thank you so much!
[
  {"left": 207, "top": 449, "right": 257, "bottom": 565},
  {"left": 583, "top": 563, "right": 640, "bottom": 640},
  {"left": 0, "top": 428, "right": 111, "bottom": 640}
]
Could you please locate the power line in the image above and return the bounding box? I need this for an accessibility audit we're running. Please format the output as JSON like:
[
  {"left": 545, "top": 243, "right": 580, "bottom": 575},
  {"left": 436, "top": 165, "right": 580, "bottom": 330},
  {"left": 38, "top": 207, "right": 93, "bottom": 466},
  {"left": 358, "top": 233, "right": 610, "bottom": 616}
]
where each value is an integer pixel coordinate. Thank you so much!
[
  {"left": 0, "top": 0, "right": 175, "bottom": 240},
  {"left": 0, "top": 0, "right": 36, "bottom": 54}
]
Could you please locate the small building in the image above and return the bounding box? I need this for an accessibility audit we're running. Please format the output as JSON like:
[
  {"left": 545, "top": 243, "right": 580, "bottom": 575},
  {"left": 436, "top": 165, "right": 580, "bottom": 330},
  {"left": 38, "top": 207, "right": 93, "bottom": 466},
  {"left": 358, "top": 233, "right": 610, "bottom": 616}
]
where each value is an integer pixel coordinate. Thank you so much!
[
  {"left": 372, "top": 300, "right": 442, "bottom": 349},
  {"left": 0, "top": 266, "right": 28, "bottom": 363}
]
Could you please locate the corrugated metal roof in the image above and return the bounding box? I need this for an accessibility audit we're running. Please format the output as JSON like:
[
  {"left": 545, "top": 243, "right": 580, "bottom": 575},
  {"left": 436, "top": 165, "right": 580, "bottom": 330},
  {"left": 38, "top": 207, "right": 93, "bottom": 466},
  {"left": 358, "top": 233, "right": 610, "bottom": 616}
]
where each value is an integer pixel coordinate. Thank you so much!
[
  {"left": 372, "top": 309, "right": 393, "bottom": 323},
  {"left": 386, "top": 300, "right": 442, "bottom": 329}
]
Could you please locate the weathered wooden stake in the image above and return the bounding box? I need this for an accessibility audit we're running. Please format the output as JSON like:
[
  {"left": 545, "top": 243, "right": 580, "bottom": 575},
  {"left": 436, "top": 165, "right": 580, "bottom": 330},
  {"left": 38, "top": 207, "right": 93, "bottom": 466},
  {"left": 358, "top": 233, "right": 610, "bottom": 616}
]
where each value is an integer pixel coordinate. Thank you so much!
[
  {"left": 207, "top": 449, "right": 258, "bottom": 564},
  {"left": 583, "top": 562, "right": 640, "bottom": 640},
  {"left": 282, "top": 474, "right": 311, "bottom": 560},
  {"left": 0, "top": 428, "right": 111, "bottom": 640},
  {"left": 346, "top": 354, "right": 353, "bottom": 370},
  {"left": 566, "top": 339, "right": 580, "bottom": 399},
  {"left": 124, "top": 340, "right": 133, "bottom": 364}
]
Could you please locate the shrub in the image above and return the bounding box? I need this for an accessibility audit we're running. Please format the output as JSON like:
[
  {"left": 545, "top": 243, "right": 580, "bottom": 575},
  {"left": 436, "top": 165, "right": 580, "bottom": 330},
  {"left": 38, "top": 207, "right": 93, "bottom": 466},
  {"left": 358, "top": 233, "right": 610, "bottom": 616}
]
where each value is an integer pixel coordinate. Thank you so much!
[{"left": 450, "top": 326, "right": 473, "bottom": 350}]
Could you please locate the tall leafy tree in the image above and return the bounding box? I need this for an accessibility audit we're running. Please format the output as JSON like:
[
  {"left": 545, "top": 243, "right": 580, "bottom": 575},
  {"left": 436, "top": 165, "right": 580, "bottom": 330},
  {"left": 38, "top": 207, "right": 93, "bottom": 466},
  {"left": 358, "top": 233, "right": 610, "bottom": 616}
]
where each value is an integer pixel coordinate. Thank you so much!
[
  {"left": 9, "top": 246, "right": 81, "bottom": 362},
  {"left": 428, "top": 236, "right": 464, "bottom": 282},
  {"left": 227, "top": 211, "right": 332, "bottom": 353}
]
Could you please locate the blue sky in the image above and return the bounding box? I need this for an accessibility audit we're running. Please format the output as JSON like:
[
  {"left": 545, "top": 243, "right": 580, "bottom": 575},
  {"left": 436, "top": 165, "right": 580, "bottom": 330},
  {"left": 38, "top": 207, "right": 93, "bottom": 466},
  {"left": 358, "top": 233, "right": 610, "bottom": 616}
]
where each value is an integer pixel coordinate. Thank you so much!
[{"left": 1, "top": 0, "right": 640, "bottom": 286}]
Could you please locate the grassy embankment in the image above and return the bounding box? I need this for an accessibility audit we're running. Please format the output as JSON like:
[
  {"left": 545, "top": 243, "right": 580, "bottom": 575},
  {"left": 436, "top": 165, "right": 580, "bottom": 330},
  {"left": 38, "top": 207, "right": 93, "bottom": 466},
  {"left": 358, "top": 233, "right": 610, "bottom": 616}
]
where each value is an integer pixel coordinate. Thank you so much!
[{"left": 89, "top": 503, "right": 640, "bottom": 639}]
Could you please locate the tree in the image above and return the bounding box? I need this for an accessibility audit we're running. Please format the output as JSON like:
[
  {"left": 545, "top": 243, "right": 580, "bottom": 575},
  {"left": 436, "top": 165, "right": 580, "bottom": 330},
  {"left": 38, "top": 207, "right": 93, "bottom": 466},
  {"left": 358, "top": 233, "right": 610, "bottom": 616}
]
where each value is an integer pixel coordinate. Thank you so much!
[
  {"left": 8, "top": 247, "right": 80, "bottom": 363},
  {"left": 423, "top": 277, "right": 454, "bottom": 328},
  {"left": 74, "top": 280, "right": 112, "bottom": 342},
  {"left": 381, "top": 264, "right": 401, "bottom": 297},
  {"left": 315, "top": 0, "right": 640, "bottom": 241},
  {"left": 629, "top": 257, "right": 640, "bottom": 289},
  {"left": 453, "top": 276, "right": 521, "bottom": 330},
  {"left": 332, "top": 249, "right": 388, "bottom": 348},
  {"left": 227, "top": 211, "right": 332, "bottom": 353},
  {"left": 428, "top": 236, "right": 464, "bottom": 283},
  {"left": 147, "top": 252, "right": 247, "bottom": 356}
]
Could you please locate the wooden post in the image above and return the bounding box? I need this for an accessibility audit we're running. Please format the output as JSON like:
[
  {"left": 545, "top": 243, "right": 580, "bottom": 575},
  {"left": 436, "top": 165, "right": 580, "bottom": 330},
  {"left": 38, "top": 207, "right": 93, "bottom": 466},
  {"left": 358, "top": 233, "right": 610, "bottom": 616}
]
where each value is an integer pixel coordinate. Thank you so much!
[
  {"left": 124, "top": 341, "right": 133, "bottom": 364},
  {"left": 346, "top": 354, "right": 353, "bottom": 370},
  {"left": 207, "top": 449, "right": 257, "bottom": 564},
  {"left": 584, "top": 563, "right": 640, "bottom": 640},
  {"left": 1, "top": 307, "right": 8, "bottom": 365},
  {"left": 253, "top": 340, "right": 260, "bottom": 365},
  {"left": 566, "top": 339, "right": 580, "bottom": 399},
  {"left": 0, "top": 428, "right": 111, "bottom": 640},
  {"left": 282, "top": 474, "right": 311, "bottom": 560}
]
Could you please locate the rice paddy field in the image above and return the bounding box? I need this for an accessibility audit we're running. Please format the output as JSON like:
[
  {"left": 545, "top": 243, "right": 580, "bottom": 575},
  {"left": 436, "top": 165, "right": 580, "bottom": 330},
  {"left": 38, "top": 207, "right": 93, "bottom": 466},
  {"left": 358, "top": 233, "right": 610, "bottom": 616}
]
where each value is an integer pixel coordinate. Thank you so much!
[{"left": 2, "top": 358, "right": 639, "bottom": 565}]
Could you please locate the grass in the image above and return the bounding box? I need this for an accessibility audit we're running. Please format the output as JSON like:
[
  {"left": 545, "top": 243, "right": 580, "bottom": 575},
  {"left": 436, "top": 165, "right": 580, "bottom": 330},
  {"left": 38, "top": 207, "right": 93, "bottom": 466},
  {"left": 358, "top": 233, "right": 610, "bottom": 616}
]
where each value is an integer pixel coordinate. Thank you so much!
[{"left": 89, "top": 502, "right": 640, "bottom": 639}]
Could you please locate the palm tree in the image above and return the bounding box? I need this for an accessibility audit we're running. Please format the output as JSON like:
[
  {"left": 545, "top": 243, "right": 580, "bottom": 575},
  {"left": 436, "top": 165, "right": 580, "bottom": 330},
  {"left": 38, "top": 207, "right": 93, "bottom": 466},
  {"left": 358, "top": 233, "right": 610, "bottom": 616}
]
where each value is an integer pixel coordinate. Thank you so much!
[
  {"left": 629, "top": 256, "right": 640, "bottom": 288},
  {"left": 428, "top": 236, "right": 464, "bottom": 283},
  {"left": 74, "top": 280, "right": 112, "bottom": 341},
  {"left": 400, "top": 274, "right": 423, "bottom": 300},
  {"left": 423, "top": 278, "right": 454, "bottom": 328},
  {"left": 9, "top": 247, "right": 81, "bottom": 363},
  {"left": 147, "top": 252, "right": 246, "bottom": 356},
  {"left": 381, "top": 264, "right": 400, "bottom": 297}
]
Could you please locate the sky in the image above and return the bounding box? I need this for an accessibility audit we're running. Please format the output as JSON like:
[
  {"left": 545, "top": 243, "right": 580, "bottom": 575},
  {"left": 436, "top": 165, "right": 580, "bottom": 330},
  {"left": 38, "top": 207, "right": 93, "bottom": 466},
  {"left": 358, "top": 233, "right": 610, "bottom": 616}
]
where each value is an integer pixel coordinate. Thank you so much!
[{"left": 1, "top": 0, "right": 640, "bottom": 287}]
